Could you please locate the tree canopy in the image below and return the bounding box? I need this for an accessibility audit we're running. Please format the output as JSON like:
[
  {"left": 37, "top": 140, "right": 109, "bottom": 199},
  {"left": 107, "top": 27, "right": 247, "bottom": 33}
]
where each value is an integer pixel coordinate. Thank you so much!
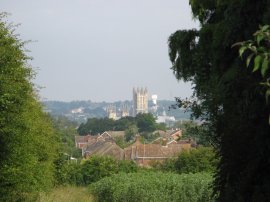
[{"left": 169, "top": 1, "right": 270, "bottom": 201}]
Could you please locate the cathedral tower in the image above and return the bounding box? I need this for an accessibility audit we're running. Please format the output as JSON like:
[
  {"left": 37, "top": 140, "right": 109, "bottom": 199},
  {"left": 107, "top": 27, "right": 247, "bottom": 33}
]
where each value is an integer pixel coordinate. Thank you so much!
[{"left": 133, "top": 87, "right": 148, "bottom": 116}]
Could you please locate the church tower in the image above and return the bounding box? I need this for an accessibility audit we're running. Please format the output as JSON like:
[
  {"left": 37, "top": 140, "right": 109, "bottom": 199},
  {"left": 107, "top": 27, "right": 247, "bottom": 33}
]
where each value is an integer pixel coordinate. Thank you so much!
[{"left": 133, "top": 87, "right": 148, "bottom": 116}]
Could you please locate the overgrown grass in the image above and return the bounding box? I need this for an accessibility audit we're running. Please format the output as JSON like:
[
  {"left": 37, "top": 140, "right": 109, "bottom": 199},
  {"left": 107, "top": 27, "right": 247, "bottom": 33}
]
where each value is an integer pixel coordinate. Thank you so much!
[{"left": 39, "top": 186, "right": 93, "bottom": 202}]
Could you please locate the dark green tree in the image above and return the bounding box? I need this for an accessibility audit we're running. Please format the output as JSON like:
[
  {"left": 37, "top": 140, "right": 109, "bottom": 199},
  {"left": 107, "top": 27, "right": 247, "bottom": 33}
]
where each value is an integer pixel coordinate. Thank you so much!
[
  {"left": 136, "top": 113, "right": 156, "bottom": 133},
  {"left": 169, "top": 1, "right": 270, "bottom": 201},
  {"left": 125, "top": 124, "right": 138, "bottom": 142},
  {"left": 77, "top": 117, "right": 114, "bottom": 135},
  {"left": 0, "top": 14, "right": 58, "bottom": 201}
]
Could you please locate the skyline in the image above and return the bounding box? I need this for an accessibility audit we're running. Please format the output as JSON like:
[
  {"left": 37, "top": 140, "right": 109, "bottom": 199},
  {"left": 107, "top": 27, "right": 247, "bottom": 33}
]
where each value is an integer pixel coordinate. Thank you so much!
[{"left": 2, "top": 0, "right": 199, "bottom": 102}]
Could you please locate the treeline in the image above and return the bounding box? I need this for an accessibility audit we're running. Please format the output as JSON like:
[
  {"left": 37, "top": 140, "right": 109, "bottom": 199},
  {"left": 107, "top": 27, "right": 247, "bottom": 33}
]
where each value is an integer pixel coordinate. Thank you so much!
[
  {"left": 0, "top": 14, "right": 58, "bottom": 201},
  {"left": 77, "top": 113, "right": 166, "bottom": 138}
]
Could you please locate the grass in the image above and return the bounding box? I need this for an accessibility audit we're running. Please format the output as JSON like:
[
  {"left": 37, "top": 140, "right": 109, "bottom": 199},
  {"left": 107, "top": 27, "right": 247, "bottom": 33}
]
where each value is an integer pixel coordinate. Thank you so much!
[{"left": 38, "top": 186, "right": 93, "bottom": 202}]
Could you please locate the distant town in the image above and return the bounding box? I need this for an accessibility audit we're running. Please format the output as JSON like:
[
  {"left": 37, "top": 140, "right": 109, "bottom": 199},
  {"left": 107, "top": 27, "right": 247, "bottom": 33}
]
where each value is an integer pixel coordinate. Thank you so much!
[{"left": 43, "top": 87, "right": 191, "bottom": 125}]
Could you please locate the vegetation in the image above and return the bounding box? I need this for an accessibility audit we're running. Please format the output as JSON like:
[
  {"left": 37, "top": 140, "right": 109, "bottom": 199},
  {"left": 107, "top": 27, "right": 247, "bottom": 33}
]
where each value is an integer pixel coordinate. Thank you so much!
[
  {"left": 55, "top": 156, "right": 138, "bottom": 186},
  {"left": 77, "top": 113, "right": 165, "bottom": 137},
  {"left": 153, "top": 147, "right": 217, "bottom": 174},
  {"left": 0, "top": 14, "right": 58, "bottom": 201},
  {"left": 52, "top": 116, "right": 81, "bottom": 158},
  {"left": 39, "top": 186, "right": 93, "bottom": 202},
  {"left": 168, "top": 0, "right": 270, "bottom": 200},
  {"left": 90, "top": 172, "right": 214, "bottom": 202},
  {"left": 236, "top": 25, "right": 270, "bottom": 123}
]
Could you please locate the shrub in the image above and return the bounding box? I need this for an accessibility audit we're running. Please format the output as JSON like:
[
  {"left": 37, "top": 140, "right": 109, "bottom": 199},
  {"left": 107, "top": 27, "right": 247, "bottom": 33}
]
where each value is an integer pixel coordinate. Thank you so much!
[
  {"left": 174, "top": 147, "right": 218, "bottom": 174},
  {"left": 81, "top": 156, "right": 118, "bottom": 184}
]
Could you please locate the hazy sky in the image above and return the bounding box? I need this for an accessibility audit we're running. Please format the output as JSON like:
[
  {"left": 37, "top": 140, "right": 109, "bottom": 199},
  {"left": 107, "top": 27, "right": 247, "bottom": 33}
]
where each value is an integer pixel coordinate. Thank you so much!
[{"left": 2, "top": 0, "right": 198, "bottom": 102}]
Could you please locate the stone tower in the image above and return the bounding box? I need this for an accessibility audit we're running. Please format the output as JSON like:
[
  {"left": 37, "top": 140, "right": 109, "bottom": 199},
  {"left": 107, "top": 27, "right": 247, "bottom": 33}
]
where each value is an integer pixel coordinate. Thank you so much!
[
  {"left": 107, "top": 105, "right": 117, "bottom": 120},
  {"left": 121, "top": 104, "right": 129, "bottom": 117},
  {"left": 133, "top": 87, "right": 148, "bottom": 116}
]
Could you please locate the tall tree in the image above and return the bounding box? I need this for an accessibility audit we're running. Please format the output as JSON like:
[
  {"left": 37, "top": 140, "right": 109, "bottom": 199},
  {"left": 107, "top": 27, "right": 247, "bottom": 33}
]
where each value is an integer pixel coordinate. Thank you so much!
[
  {"left": 169, "top": 1, "right": 270, "bottom": 201},
  {"left": 0, "top": 14, "right": 58, "bottom": 201}
]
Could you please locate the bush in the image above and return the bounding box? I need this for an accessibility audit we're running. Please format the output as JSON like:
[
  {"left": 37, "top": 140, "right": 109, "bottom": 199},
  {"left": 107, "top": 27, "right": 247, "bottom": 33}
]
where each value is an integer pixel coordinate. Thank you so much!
[
  {"left": 174, "top": 147, "right": 218, "bottom": 174},
  {"left": 152, "top": 147, "right": 218, "bottom": 174},
  {"left": 54, "top": 154, "right": 84, "bottom": 186},
  {"left": 81, "top": 156, "right": 118, "bottom": 184},
  {"left": 90, "top": 172, "right": 214, "bottom": 202}
]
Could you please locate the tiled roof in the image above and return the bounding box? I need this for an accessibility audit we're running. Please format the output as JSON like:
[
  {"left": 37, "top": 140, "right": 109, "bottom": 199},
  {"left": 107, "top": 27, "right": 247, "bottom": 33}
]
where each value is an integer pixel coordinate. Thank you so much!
[
  {"left": 85, "top": 141, "right": 124, "bottom": 160},
  {"left": 124, "top": 143, "right": 182, "bottom": 159},
  {"left": 75, "top": 135, "right": 95, "bottom": 143},
  {"left": 105, "top": 131, "right": 125, "bottom": 138}
]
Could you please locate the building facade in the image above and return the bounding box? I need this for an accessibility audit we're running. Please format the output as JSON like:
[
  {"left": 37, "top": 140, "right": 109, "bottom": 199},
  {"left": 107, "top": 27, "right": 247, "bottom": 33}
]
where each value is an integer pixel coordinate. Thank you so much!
[{"left": 133, "top": 87, "right": 148, "bottom": 116}]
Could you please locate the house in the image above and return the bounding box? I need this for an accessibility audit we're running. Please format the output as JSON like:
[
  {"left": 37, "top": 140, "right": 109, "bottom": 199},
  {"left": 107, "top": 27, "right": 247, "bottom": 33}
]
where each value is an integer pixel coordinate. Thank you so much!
[
  {"left": 76, "top": 132, "right": 191, "bottom": 167},
  {"left": 78, "top": 132, "right": 123, "bottom": 159},
  {"left": 75, "top": 134, "right": 96, "bottom": 149},
  {"left": 84, "top": 141, "right": 124, "bottom": 160},
  {"left": 168, "top": 129, "right": 182, "bottom": 140},
  {"left": 75, "top": 131, "right": 120, "bottom": 149},
  {"left": 123, "top": 136, "right": 190, "bottom": 166},
  {"left": 104, "top": 131, "right": 125, "bottom": 139}
]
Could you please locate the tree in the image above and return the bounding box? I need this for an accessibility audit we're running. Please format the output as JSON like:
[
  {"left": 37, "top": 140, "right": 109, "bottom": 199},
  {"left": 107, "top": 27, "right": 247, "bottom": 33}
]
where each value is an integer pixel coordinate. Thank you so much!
[
  {"left": 136, "top": 113, "right": 156, "bottom": 133},
  {"left": 0, "top": 14, "right": 58, "bottom": 201},
  {"left": 174, "top": 147, "right": 218, "bottom": 174},
  {"left": 168, "top": 1, "right": 270, "bottom": 201},
  {"left": 52, "top": 116, "right": 81, "bottom": 158},
  {"left": 77, "top": 117, "right": 114, "bottom": 135},
  {"left": 125, "top": 124, "right": 138, "bottom": 142},
  {"left": 236, "top": 25, "right": 270, "bottom": 124}
]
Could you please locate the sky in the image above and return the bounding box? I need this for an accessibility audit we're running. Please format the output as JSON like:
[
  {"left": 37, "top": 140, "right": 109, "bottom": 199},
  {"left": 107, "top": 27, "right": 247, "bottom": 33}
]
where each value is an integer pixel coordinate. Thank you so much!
[{"left": 2, "top": 0, "right": 198, "bottom": 102}]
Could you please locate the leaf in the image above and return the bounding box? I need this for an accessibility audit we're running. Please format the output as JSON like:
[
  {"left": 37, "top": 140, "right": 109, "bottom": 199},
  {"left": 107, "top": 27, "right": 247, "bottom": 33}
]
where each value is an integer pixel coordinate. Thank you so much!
[
  {"left": 246, "top": 53, "right": 254, "bottom": 67},
  {"left": 253, "top": 55, "right": 263, "bottom": 72},
  {"left": 256, "top": 34, "right": 264, "bottom": 45},
  {"left": 261, "top": 58, "right": 269, "bottom": 77},
  {"left": 239, "top": 46, "right": 247, "bottom": 58},
  {"left": 231, "top": 42, "right": 243, "bottom": 48},
  {"left": 261, "top": 25, "right": 270, "bottom": 32}
]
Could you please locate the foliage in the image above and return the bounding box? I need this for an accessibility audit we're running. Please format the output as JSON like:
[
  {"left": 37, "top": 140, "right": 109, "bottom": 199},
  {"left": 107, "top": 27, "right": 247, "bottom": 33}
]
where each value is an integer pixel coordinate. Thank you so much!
[
  {"left": 81, "top": 156, "right": 138, "bottom": 185},
  {"left": 77, "top": 117, "right": 115, "bottom": 135},
  {"left": 235, "top": 25, "right": 270, "bottom": 123},
  {"left": 118, "top": 160, "right": 138, "bottom": 173},
  {"left": 81, "top": 156, "right": 118, "bottom": 184},
  {"left": 136, "top": 113, "right": 156, "bottom": 132},
  {"left": 153, "top": 147, "right": 217, "bottom": 174},
  {"left": 174, "top": 147, "right": 218, "bottom": 174},
  {"left": 0, "top": 14, "right": 58, "bottom": 201},
  {"left": 236, "top": 25, "right": 270, "bottom": 78},
  {"left": 90, "top": 172, "right": 214, "bottom": 202},
  {"left": 52, "top": 116, "right": 81, "bottom": 158},
  {"left": 169, "top": 0, "right": 270, "bottom": 200},
  {"left": 124, "top": 124, "right": 138, "bottom": 142},
  {"left": 54, "top": 154, "right": 83, "bottom": 186},
  {"left": 77, "top": 113, "right": 159, "bottom": 136},
  {"left": 174, "top": 120, "right": 212, "bottom": 146}
]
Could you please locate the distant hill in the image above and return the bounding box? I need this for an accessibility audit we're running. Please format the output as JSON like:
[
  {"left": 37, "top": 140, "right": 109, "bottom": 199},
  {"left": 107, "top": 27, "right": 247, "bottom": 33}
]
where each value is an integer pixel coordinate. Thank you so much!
[{"left": 42, "top": 100, "right": 191, "bottom": 123}]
